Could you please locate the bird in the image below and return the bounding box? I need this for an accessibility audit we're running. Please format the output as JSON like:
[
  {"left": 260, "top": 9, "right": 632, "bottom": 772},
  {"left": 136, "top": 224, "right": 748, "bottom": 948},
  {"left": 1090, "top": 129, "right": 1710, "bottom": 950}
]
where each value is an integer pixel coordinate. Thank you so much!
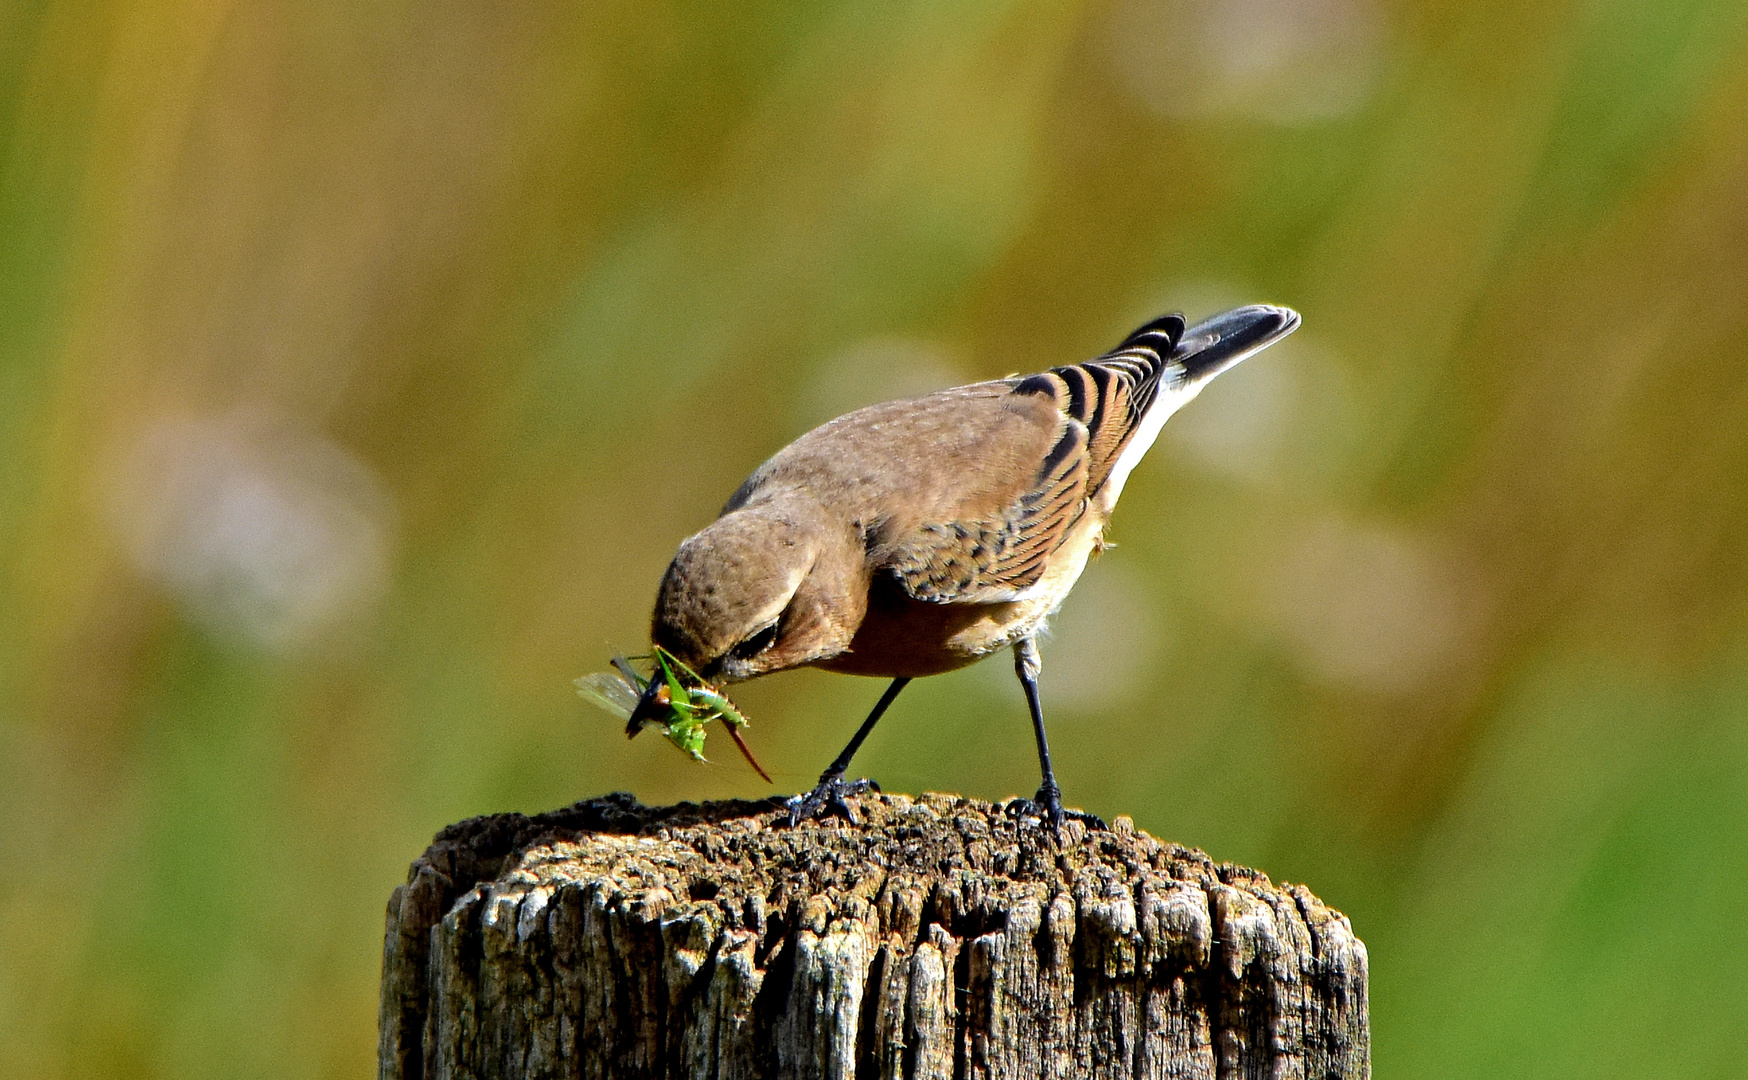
[{"left": 626, "top": 305, "right": 1300, "bottom": 827}]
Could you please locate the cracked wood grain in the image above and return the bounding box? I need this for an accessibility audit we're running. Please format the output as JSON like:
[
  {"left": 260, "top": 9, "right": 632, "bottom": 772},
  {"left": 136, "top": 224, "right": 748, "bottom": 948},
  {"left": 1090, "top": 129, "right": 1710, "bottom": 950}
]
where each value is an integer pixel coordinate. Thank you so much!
[{"left": 379, "top": 792, "right": 1367, "bottom": 1080}]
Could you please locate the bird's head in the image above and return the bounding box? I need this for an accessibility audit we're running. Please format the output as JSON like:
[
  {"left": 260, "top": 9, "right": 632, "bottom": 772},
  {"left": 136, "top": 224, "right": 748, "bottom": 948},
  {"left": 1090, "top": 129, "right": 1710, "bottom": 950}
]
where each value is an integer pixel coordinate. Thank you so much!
[{"left": 645, "top": 506, "right": 860, "bottom": 688}]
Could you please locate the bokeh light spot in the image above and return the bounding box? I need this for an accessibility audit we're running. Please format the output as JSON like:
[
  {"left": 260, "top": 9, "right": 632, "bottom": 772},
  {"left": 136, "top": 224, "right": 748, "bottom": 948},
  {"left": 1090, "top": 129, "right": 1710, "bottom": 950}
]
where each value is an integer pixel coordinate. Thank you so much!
[{"left": 104, "top": 412, "right": 394, "bottom": 653}]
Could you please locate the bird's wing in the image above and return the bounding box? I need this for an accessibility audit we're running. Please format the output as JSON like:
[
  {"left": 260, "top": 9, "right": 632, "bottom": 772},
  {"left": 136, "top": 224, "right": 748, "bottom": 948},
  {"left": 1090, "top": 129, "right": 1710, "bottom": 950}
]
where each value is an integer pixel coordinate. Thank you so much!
[
  {"left": 1009, "top": 312, "right": 1184, "bottom": 495},
  {"left": 879, "top": 314, "right": 1186, "bottom": 603}
]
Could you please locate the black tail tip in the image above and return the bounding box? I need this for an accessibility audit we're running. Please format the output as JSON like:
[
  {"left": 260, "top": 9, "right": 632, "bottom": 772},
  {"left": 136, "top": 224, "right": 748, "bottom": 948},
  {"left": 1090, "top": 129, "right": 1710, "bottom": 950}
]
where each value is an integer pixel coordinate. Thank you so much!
[{"left": 1174, "top": 304, "right": 1300, "bottom": 380}]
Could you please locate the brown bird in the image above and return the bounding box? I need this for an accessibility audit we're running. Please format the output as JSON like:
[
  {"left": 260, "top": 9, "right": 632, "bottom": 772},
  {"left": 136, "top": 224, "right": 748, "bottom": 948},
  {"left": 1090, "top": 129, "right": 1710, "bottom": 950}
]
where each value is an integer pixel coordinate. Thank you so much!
[{"left": 629, "top": 305, "right": 1300, "bottom": 826}]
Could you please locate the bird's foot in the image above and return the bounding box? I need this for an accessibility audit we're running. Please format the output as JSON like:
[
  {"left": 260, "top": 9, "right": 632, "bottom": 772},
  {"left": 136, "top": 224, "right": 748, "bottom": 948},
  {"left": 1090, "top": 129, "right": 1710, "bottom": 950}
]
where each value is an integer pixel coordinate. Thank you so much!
[
  {"left": 1005, "top": 782, "right": 1106, "bottom": 834},
  {"left": 786, "top": 774, "right": 881, "bottom": 826}
]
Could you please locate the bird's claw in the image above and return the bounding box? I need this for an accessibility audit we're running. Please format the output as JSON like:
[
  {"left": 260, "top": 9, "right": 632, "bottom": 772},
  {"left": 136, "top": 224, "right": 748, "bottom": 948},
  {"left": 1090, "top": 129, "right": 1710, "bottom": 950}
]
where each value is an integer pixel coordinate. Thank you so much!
[
  {"left": 1005, "top": 783, "right": 1106, "bottom": 834},
  {"left": 786, "top": 774, "right": 880, "bottom": 826}
]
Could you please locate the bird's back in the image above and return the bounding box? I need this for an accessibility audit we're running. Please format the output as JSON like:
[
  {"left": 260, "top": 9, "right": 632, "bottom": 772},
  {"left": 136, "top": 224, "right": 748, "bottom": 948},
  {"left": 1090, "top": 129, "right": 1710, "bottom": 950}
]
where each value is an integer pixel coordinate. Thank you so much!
[
  {"left": 725, "top": 383, "right": 1059, "bottom": 540},
  {"left": 725, "top": 314, "right": 1188, "bottom": 606}
]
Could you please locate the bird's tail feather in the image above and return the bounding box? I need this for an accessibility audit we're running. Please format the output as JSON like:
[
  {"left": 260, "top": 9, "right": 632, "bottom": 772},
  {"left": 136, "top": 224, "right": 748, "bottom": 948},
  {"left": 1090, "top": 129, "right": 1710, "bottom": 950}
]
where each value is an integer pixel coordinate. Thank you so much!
[
  {"left": 1091, "top": 304, "right": 1299, "bottom": 503},
  {"left": 1171, "top": 305, "right": 1301, "bottom": 384}
]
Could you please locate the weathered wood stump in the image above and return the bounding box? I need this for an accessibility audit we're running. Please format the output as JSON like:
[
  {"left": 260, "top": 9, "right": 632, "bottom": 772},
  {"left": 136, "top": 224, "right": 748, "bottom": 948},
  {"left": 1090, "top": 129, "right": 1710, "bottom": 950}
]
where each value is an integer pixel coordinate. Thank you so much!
[{"left": 380, "top": 792, "right": 1367, "bottom": 1080}]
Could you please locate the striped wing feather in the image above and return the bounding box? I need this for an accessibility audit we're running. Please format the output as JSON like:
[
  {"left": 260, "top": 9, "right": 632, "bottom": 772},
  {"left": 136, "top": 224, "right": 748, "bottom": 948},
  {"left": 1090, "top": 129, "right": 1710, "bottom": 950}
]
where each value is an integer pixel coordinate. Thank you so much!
[{"left": 885, "top": 314, "right": 1185, "bottom": 604}]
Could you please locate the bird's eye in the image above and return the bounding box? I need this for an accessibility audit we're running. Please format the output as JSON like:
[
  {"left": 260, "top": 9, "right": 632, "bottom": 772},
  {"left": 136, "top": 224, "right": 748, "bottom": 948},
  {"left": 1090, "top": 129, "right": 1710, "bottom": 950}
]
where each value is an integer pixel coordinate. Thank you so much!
[{"left": 730, "top": 621, "right": 779, "bottom": 661}]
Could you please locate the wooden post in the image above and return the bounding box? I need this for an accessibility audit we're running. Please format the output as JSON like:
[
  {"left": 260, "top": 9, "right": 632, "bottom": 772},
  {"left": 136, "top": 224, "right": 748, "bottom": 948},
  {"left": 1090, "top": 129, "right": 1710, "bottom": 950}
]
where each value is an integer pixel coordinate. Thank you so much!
[{"left": 380, "top": 792, "right": 1368, "bottom": 1080}]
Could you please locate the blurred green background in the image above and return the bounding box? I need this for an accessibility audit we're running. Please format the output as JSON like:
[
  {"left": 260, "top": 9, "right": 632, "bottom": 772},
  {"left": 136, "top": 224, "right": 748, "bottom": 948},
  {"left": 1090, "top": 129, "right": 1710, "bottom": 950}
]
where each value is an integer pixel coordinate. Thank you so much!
[{"left": 4, "top": 0, "right": 1748, "bottom": 1075}]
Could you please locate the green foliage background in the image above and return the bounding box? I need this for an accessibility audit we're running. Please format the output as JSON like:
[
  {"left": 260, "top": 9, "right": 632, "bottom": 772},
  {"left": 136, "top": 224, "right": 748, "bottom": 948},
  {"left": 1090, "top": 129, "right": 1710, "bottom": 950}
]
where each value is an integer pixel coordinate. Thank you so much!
[{"left": 4, "top": 1, "right": 1748, "bottom": 1075}]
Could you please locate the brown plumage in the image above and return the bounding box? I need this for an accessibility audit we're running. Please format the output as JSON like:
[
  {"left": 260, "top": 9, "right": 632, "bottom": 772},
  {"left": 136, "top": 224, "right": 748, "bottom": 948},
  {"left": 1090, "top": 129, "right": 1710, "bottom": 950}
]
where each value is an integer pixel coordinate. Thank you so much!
[{"left": 638, "top": 305, "right": 1300, "bottom": 826}]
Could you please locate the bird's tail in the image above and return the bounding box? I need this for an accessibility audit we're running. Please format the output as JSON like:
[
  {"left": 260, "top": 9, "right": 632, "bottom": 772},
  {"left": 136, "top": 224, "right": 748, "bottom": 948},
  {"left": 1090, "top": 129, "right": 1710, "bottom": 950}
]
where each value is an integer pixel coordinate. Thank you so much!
[
  {"left": 1092, "top": 304, "right": 1300, "bottom": 503},
  {"left": 1169, "top": 304, "right": 1300, "bottom": 384}
]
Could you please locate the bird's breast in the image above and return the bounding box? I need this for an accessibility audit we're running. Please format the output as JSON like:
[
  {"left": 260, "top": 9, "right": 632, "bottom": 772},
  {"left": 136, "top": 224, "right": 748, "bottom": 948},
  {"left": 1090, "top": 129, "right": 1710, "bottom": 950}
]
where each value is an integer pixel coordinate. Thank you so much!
[
  {"left": 812, "top": 510, "right": 1108, "bottom": 679},
  {"left": 812, "top": 580, "right": 1008, "bottom": 678}
]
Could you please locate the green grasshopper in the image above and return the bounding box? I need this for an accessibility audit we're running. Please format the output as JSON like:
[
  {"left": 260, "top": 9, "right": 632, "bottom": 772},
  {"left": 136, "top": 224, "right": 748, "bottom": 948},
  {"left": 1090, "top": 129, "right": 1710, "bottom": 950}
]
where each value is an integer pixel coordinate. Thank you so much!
[{"left": 575, "top": 646, "right": 772, "bottom": 782}]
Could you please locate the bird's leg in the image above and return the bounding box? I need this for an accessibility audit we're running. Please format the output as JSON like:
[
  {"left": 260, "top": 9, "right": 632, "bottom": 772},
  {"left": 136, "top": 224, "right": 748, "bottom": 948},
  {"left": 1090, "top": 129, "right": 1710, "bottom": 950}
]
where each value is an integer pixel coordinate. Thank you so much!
[
  {"left": 786, "top": 677, "right": 911, "bottom": 826},
  {"left": 1006, "top": 636, "right": 1106, "bottom": 833}
]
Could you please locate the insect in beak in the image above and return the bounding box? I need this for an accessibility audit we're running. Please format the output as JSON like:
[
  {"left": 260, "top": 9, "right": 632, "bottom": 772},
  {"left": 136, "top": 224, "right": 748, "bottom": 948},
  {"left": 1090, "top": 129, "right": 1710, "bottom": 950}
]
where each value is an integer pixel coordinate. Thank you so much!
[
  {"left": 624, "top": 659, "right": 671, "bottom": 737},
  {"left": 579, "top": 649, "right": 773, "bottom": 784}
]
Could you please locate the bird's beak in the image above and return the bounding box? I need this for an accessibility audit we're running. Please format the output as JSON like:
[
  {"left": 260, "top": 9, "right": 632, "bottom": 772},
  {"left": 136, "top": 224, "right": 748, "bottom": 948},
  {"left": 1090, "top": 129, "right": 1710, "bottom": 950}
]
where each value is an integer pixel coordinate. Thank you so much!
[
  {"left": 1173, "top": 305, "right": 1301, "bottom": 384},
  {"left": 625, "top": 672, "right": 671, "bottom": 738}
]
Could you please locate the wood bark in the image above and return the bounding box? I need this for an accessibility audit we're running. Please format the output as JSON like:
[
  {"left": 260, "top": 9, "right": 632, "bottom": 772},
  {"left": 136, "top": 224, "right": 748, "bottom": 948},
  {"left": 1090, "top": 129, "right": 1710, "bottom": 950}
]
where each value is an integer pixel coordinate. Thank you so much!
[{"left": 380, "top": 792, "right": 1367, "bottom": 1080}]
